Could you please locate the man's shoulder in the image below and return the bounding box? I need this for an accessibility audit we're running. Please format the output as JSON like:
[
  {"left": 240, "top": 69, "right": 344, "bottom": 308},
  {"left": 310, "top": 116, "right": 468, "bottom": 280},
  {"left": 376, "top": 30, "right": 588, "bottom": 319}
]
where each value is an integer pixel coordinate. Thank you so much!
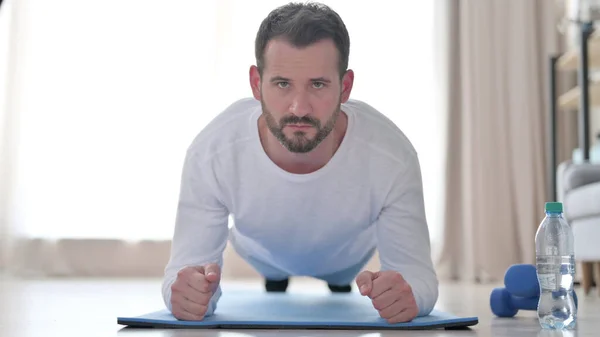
[
  {"left": 187, "top": 97, "right": 260, "bottom": 159},
  {"left": 344, "top": 99, "right": 417, "bottom": 164}
]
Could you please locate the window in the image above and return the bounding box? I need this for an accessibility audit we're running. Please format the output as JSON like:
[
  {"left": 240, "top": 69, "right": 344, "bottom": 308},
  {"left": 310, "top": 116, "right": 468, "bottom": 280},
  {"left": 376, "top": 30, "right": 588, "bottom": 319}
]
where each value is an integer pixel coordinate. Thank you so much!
[{"left": 3, "top": 0, "right": 442, "bottom": 249}]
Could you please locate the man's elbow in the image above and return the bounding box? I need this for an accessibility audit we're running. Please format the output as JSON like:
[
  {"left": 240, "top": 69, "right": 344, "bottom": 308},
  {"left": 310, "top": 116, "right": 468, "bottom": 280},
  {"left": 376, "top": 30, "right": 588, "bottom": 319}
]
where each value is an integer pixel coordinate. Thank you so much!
[
  {"left": 161, "top": 275, "right": 176, "bottom": 312},
  {"left": 414, "top": 271, "right": 439, "bottom": 317},
  {"left": 420, "top": 281, "right": 439, "bottom": 317}
]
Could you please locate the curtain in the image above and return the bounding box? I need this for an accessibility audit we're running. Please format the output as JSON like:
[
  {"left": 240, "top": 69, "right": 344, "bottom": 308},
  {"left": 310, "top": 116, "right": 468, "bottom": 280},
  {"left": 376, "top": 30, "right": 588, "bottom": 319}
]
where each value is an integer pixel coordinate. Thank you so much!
[
  {"left": 435, "top": 0, "right": 578, "bottom": 282},
  {"left": 0, "top": 0, "right": 443, "bottom": 277}
]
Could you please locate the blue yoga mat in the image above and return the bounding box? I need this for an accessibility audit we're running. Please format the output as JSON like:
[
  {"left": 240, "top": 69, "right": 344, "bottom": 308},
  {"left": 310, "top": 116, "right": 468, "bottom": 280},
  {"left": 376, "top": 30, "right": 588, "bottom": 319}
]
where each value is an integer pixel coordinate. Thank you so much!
[{"left": 118, "top": 291, "right": 478, "bottom": 330}]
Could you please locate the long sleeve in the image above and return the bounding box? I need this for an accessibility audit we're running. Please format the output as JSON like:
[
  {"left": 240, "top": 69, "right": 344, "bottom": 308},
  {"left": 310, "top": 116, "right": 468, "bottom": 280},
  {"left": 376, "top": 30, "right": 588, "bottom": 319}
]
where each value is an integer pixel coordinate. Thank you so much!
[
  {"left": 162, "top": 148, "right": 230, "bottom": 317},
  {"left": 375, "top": 151, "right": 439, "bottom": 317}
]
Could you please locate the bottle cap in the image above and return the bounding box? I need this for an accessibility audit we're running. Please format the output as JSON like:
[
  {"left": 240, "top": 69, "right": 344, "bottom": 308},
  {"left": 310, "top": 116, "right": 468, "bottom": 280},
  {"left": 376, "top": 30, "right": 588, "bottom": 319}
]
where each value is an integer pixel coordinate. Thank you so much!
[{"left": 545, "top": 202, "right": 563, "bottom": 213}]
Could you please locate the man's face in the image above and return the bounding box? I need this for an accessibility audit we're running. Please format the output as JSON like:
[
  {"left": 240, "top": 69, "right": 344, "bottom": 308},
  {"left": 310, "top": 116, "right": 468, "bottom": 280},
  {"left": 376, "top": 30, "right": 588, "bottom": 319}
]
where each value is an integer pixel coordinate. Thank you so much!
[{"left": 252, "top": 38, "right": 351, "bottom": 153}]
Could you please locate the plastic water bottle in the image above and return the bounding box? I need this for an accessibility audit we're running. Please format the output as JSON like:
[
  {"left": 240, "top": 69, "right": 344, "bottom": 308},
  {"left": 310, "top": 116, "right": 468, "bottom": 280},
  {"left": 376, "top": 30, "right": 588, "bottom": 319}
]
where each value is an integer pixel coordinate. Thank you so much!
[{"left": 535, "top": 202, "right": 576, "bottom": 330}]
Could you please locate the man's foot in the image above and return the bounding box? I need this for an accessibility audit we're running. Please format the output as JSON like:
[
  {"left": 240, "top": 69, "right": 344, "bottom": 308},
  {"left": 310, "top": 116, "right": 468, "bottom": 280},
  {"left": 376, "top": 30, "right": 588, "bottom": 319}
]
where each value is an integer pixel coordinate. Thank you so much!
[
  {"left": 328, "top": 284, "right": 352, "bottom": 293},
  {"left": 265, "top": 278, "right": 289, "bottom": 292}
]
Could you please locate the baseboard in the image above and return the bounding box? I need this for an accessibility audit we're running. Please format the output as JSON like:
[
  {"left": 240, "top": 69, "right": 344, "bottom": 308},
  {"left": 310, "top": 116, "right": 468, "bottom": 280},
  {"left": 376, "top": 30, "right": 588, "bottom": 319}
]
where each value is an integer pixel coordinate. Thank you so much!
[{"left": 3, "top": 238, "right": 383, "bottom": 279}]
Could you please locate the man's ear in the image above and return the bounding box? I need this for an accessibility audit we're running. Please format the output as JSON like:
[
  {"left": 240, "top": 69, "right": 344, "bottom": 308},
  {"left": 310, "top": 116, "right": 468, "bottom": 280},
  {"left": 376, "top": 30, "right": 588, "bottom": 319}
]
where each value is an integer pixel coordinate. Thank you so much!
[
  {"left": 340, "top": 69, "right": 354, "bottom": 103},
  {"left": 249, "top": 65, "right": 262, "bottom": 100}
]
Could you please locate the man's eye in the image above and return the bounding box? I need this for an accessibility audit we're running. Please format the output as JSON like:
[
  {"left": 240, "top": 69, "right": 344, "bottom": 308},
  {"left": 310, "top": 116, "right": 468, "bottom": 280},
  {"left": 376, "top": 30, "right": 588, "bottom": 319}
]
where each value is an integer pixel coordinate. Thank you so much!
[
  {"left": 313, "top": 82, "right": 325, "bottom": 89},
  {"left": 277, "top": 82, "right": 289, "bottom": 88}
]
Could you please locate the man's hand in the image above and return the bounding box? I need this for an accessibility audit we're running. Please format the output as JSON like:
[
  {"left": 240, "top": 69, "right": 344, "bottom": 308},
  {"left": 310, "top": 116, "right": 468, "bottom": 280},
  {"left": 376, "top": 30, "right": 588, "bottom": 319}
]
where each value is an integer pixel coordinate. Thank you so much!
[
  {"left": 170, "top": 263, "right": 221, "bottom": 321},
  {"left": 355, "top": 270, "right": 418, "bottom": 323}
]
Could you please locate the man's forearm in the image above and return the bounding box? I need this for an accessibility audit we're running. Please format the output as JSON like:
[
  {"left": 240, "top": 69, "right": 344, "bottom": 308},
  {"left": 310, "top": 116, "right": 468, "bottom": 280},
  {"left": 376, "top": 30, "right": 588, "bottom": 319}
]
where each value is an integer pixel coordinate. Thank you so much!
[{"left": 375, "top": 151, "right": 439, "bottom": 317}]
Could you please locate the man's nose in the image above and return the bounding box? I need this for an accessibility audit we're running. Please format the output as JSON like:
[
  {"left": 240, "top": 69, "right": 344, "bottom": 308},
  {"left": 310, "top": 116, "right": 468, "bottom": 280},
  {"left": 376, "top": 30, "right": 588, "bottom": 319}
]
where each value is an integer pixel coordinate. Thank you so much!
[{"left": 289, "top": 92, "right": 312, "bottom": 117}]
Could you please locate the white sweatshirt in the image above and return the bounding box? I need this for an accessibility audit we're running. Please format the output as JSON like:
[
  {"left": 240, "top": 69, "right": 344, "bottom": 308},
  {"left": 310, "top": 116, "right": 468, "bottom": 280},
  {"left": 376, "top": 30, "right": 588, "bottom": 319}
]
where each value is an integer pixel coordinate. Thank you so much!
[{"left": 162, "top": 97, "right": 439, "bottom": 317}]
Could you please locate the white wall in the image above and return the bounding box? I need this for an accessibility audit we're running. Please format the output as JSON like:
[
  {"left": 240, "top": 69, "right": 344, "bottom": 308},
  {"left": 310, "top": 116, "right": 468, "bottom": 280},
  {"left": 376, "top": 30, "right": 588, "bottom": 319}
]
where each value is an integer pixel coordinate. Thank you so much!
[
  {"left": 0, "top": 1, "right": 11, "bottom": 143},
  {"left": 0, "top": 0, "right": 15, "bottom": 270}
]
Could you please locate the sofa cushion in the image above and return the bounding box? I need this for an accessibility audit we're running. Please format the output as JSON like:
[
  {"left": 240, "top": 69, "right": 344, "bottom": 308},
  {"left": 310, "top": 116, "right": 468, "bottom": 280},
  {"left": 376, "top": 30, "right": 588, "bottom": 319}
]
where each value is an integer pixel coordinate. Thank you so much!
[
  {"left": 560, "top": 161, "right": 600, "bottom": 192},
  {"left": 571, "top": 217, "right": 600, "bottom": 260},
  {"left": 564, "top": 181, "right": 600, "bottom": 220}
]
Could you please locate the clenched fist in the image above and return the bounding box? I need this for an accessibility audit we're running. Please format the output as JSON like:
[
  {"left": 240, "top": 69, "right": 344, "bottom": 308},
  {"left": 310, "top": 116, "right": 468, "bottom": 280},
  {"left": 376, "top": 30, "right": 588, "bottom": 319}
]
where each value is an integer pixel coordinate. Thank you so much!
[
  {"left": 170, "top": 263, "right": 221, "bottom": 321},
  {"left": 355, "top": 270, "right": 418, "bottom": 323}
]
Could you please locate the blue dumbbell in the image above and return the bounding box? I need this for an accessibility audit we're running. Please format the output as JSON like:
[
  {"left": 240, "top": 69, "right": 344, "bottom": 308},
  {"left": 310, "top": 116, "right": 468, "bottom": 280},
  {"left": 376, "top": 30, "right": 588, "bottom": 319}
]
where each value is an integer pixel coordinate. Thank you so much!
[
  {"left": 504, "top": 264, "right": 578, "bottom": 306},
  {"left": 490, "top": 287, "right": 539, "bottom": 317},
  {"left": 490, "top": 264, "right": 579, "bottom": 317},
  {"left": 504, "top": 264, "right": 539, "bottom": 297},
  {"left": 490, "top": 286, "right": 578, "bottom": 318}
]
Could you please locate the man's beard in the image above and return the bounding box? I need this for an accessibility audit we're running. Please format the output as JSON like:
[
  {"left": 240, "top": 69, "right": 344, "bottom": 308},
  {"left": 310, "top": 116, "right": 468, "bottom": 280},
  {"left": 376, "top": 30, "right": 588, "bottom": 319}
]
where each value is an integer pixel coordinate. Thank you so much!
[{"left": 261, "top": 100, "right": 340, "bottom": 153}]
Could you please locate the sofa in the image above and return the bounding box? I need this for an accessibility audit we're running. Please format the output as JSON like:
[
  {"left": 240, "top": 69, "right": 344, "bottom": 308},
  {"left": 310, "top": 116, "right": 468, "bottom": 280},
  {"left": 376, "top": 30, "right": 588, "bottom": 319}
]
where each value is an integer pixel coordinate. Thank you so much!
[{"left": 557, "top": 160, "right": 600, "bottom": 295}]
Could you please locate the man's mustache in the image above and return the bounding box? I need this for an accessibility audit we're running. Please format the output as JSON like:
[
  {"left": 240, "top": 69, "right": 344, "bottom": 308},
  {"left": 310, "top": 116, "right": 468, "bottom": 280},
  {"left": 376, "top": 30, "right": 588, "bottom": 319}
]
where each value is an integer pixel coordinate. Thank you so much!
[{"left": 280, "top": 115, "right": 320, "bottom": 127}]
